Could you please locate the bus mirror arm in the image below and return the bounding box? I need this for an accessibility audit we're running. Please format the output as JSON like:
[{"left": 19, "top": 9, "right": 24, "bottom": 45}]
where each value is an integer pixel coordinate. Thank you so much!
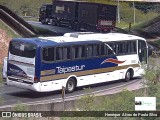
[{"left": 104, "top": 43, "right": 116, "bottom": 55}]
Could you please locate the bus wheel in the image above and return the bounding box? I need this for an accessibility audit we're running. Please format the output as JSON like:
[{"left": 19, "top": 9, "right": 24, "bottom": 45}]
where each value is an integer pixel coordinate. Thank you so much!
[
  {"left": 125, "top": 70, "right": 131, "bottom": 82},
  {"left": 66, "top": 78, "right": 76, "bottom": 93}
]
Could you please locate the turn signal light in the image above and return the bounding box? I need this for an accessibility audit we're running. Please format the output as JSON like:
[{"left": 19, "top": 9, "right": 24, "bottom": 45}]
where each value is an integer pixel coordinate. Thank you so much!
[{"left": 34, "top": 76, "right": 38, "bottom": 83}]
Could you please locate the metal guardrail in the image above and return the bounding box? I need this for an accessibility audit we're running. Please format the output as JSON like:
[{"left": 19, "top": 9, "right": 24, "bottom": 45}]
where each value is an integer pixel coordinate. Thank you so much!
[{"left": 0, "top": 5, "right": 38, "bottom": 37}]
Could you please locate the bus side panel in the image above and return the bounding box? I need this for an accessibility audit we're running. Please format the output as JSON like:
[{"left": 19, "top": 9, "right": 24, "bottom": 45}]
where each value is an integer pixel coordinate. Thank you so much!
[
  {"left": 116, "top": 54, "right": 141, "bottom": 79},
  {"left": 76, "top": 72, "right": 113, "bottom": 87},
  {"left": 40, "top": 55, "right": 119, "bottom": 87}
]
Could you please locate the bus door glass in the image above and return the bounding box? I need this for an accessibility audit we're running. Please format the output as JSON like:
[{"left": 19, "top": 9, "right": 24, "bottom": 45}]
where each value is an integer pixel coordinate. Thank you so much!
[{"left": 138, "top": 40, "right": 147, "bottom": 64}]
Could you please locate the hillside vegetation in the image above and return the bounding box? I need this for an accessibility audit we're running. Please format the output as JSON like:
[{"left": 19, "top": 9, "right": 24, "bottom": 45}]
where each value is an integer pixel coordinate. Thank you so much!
[
  {"left": 1, "top": 0, "right": 160, "bottom": 48},
  {"left": 0, "top": 0, "right": 160, "bottom": 24},
  {"left": 0, "top": 21, "right": 20, "bottom": 64},
  {"left": 0, "top": 21, "right": 20, "bottom": 38},
  {"left": 0, "top": 0, "right": 52, "bottom": 17},
  {"left": 130, "top": 15, "right": 160, "bottom": 39}
]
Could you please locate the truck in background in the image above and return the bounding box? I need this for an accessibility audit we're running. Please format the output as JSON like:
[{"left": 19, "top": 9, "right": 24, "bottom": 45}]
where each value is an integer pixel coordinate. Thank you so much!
[
  {"left": 52, "top": 0, "right": 78, "bottom": 27},
  {"left": 39, "top": 0, "right": 117, "bottom": 32},
  {"left": 39, "top": 3, "right": 52, "bottom": 24},
  {"left": 78, "top": 2, "right": 117, "bottom": 32}
]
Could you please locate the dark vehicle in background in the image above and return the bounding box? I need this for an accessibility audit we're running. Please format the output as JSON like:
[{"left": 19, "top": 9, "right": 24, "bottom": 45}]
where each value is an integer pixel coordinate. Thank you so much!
[
  {"left": 77, "top": 2, "right": 116, "bottom": 32},
  {"left": 39, "top": 4, "right": 52, "bottom": 24},
  {"left": 39, "top": 0, "right": 117, "bottom": 32},
  {"left": 52, "top": 0, "right": 78, "bottom": 27}
]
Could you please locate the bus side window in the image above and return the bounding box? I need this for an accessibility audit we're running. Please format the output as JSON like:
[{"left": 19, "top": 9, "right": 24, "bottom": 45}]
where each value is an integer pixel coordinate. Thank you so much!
[
  {"left": 107, "top": 43, "right": 114, "bottom": 55},
  {"left": 93, "top": 44, "right": 99, "bottom": 57},
  {"left": 56, "top": 47, "right": 63, "bottom": 61},
  {"left": 100, "top": 44, "right": 107, "bottom": 56},
  {"left": 63, "top": 47, "right": 71, "bottom": 60},
  {"left": 87, "top": 44, "right": 99, "bottom": 58},
  {"left": 43, "top": 47, "right": 54, "bottom": 62},
  {"left": 72, "top": 45, "right": 86, "bottom": 59},
  {"left": 87, "top": 45, "right": 93, "bottom": 58},
  {"left": 112, "top": 42, "right": 118, "bottom": 54},
  {"left": 117, "top": 42, "right": 125, "bottom": 54},
  {"left": 78, "top": 46, "right": 86, "bottom": 58},
  {"left": 108, "top": 48, "right": 113, "bottom": 55},
  {"left": 72, "top": 46, "right": 76, "bottom": 59},
  {"left": 131, "top": 41, "right": 136, "bottom": 53},
  {"left": 101, "top": 43, "right": 114, "bottom": 56},
  {"left": 126, "top": 41, "right": 136, "bottom": 54},
  {"left": 126, "top": 41, "right": 131, "bottom": 53}
]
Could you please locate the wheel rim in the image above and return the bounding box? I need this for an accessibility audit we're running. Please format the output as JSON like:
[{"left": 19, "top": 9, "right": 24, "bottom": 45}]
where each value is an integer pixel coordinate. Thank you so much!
[
  {"left": 126, "top": 71, "right": 131, "bottom": 81},
  {"left": 68, "top": 81, "right": 74, "bottom": 91}
]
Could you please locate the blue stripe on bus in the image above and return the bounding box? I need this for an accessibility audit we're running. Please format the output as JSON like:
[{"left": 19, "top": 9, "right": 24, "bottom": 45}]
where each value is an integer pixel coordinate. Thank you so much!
[{"left": 40, "top": 56, "right": 118, "bottom": 76}]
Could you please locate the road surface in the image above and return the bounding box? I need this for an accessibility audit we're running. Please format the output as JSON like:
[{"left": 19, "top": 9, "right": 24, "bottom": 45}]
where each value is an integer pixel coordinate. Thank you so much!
[{"left": 0, "top": 78, "right": 143, "bottom": 106}]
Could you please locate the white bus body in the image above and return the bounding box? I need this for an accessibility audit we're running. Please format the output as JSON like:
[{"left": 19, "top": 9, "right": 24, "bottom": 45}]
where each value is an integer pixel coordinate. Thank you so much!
[
  {"left": 2, "top": 57, "right": 8, "bottom": 79},
  {"left": 6, "top": 33, "right": 148, "bottom": 92}
]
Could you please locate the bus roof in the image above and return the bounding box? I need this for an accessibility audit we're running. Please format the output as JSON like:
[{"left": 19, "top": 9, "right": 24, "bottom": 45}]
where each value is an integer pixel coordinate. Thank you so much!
[
  {"left": 12, "top": 36, "right": 101, "bottom": 47},
  {"left": 12, "top": 33, "right": 146, "bottom": 47},
  {"left": 63, "top": 32, "right": 146, "bottom": 42}
]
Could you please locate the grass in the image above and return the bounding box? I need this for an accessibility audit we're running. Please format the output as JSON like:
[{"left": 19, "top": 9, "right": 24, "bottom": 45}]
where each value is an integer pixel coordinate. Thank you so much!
[
  {"left": 129, "top": 15, "right": 160, "bottom": 39},
  {"left": 0, "top": 64, "right": 2, "bottom": 83},
  {"left": 0, "top": 20, "right": 20, "bottom": 38},
  {"left": 132, "top": 15, "right": 160, "bottom": 30},
  {"left": 1, "top": 19, "right": 60, "bottom": 38},
  {"left": 22, "top": 16, "right": 39, "bottom": 22},
  {"left": 116, "top": 22, "right": 129, "bottom": 29}
]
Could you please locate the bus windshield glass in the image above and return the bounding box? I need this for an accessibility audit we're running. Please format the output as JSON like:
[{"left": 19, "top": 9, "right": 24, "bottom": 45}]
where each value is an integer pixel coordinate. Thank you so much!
[{"left": 9, "top": 41, "right": 36, "bottom": 58}]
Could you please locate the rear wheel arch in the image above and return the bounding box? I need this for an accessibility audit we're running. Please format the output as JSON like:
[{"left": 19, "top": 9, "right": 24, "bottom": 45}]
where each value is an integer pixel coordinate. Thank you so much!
[
  {"left": 65, "top": 76, "right": 77, "bottom": 93},
  {"left": 124, "top": 68, "right": 134, "bottom": 82}
]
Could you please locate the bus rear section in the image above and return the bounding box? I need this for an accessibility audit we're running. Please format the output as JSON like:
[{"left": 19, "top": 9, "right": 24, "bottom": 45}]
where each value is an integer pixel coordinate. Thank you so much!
[
  {"left": 2, "top": 57, "right": 7, "bottom": 80},
  {"left": 7, "top": 40, "right": 40, "bottom": 91}
]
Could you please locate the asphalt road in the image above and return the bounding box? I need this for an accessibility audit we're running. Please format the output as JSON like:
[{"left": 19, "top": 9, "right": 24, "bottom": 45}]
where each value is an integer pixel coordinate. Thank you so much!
[
  {"left": 28, "top": 21, "right": 77, "bottom": 36},
  {"left": 0, "top": 78, "right": 143, "bottom": 106}
]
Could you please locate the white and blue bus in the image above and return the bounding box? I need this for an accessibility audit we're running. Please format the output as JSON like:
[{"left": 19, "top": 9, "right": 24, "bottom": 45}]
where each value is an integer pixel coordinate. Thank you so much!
[{"left": 6, "top": 32, "right": 148, "bottom": 92}]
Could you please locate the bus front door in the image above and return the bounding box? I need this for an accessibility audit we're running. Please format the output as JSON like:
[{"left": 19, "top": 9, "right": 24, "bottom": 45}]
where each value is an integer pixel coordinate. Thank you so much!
[{"left": 138, "top": 40, "right": 148, "bottom": 64}]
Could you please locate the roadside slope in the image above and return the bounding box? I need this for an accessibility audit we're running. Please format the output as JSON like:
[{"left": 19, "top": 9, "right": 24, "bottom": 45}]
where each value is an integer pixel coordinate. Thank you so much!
[
  {"left": 0, "top": 21, "right": 19, "bottom": 64},
  {"left": 130, "top": 15, "right": 160, "bottom": 39}
]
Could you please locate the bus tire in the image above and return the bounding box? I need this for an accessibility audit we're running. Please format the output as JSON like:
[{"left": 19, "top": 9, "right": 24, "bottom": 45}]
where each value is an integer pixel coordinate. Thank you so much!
[
  {"left": 66, "top": 78, "right": 76, "bottom": 93},
  {"left": 124, "top": 69, "right": 132, "bottom": 82}
]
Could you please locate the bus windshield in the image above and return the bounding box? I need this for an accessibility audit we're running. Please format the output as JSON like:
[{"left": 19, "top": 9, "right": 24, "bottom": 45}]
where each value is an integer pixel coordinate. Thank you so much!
[{"left": 9, "top": 41, "right": 36, "bottom": 58}]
